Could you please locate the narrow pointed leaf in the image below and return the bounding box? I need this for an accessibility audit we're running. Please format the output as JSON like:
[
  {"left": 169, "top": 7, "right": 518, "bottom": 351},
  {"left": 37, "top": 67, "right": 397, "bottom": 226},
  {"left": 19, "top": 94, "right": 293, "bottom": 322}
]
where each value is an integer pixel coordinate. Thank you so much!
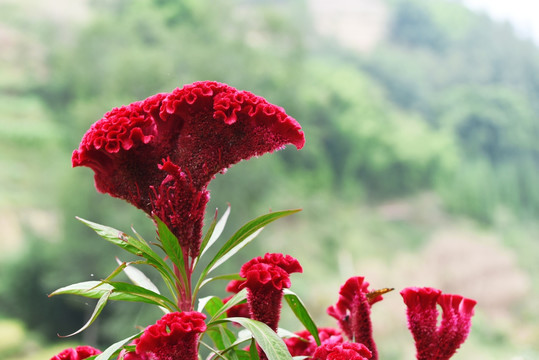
[
  {"left": 154, "top": 216, "right": 188, "bottom": 282},
  {"left": 77, "top": 217, "right": 141, "bottom": 255},
  {"left": 250, "top": 338, "right": 260, "bottom": 360},
  {"left": 198, "top": 296, "right": 224, "bottom": 316},
  {"left": 59, "top": 290, "right": 111, "bottom": 337},
  {"left": 208, "top": 228, "right": 263, "bottom": 274},
  {"left": 218, "top": 318, "right": 293, "bottom": 360},
  {"left": 209, "top": 288, "right": 247, "bottom": 322},
  {"left": 106, "top": 281, "right": 177, "bottom": 310},
  {"left": 198, "top": 208, "right": 219, "bottom": 260},
  {"left": 200, "top": 205, "right": 231, "bottom": 258},
  {"left": 94, "top": 332, "right": 142, "bottom": 360},
  {"left": 117, "top": 258, "right": 170, "bottom": 314},
  {"left": 50, "top": 281, "right": 177, "bottom": 310},
  {"left": 199, "top": 273, "right": 244, "bottom": 290},
  {"left": 116, "top": 258, "right": 160, "bottom": 294},
  {"left": 205, "top": 209, "right": 300, "bottom": 275},
  {"left": 77, "top": 217, "right": 178, "bottom": 290},
  {"left": 283, "top": 289, "right": 321, "bottom": 346}
]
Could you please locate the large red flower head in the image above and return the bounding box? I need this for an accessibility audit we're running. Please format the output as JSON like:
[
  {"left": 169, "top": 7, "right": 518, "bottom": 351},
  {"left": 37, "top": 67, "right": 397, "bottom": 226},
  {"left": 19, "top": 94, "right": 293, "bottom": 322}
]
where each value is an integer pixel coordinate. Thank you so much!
[
  {"left": 327, "top": 277, "right": 383, "bottom": 359},
  {"left": 134, "top": 311, "right": 207, "bottom": 360},
  {"left": 50, "top": 346, "right": 101, "bottom": 360},
  {"left": 72, "top": 81, "right": 305, "bottom": 257},
  {"left": 312, "top": 342, "right": 372, "bottom": 360},
  {"left": 401, "top": 287, "right": 477, "bottom": 360}
]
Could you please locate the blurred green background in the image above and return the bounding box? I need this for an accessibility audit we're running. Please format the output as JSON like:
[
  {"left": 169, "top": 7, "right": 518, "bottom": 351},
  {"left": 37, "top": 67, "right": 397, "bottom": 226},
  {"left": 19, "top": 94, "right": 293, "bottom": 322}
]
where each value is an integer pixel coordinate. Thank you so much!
[{"left": 1, "top": 0, "right": 538, "bottom": 359}]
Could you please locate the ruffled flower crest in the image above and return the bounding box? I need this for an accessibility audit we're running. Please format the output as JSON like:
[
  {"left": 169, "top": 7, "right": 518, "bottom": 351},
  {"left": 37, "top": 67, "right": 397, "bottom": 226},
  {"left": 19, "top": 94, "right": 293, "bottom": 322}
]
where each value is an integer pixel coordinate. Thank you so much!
[
  {"left": 327, "top": 277, "right": 383, "bottom": 359},
  {"left": 400, "top": 287, "right": 476, "bottom": 360},
  {"left": 72, "top": 81, "right": 305, "bottom": 258}
]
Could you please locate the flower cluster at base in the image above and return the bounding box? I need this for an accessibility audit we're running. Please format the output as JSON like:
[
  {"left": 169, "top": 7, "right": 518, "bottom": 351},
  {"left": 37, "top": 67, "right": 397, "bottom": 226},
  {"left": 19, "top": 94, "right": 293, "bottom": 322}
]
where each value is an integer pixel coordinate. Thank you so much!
[
  {"left": 120, "top": 311, "right": 206, "bottom": 360},
  {"left": 312, "top": 343, "right": 372, "bottom": 360},
  {"left": 50, "top": 346, "right": 101, "bottom": 360}
]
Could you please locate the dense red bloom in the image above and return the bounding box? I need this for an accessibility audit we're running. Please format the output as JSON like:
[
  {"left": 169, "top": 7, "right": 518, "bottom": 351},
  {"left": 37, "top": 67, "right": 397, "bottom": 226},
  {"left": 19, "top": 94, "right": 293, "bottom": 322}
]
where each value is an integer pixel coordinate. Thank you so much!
[
  {"left": 401, "top": 287, "right": 477, "bottom": 360},
  {"left": 72, "top": 81, "right": 305, "bottom": 258},
  {"left": 239, "top": 253, "right": 302, "bottom": 360},
  {"left": 284, "top": 328, "right": 343, "bottom": 357},
  {"left": 240, "top": 253, "right": 303, "bottom": 293},
  {"left": 239, "top": 253, "right": 302, "bottom": 331},
  {"left": 327, "top": 277, "right": 381, "bottom": 359},
  {"left": 133, "top": 311, "right": 207, "bottom": 360},
  {"left": 312, "top": 342, "right": 372, "bottom": 360},
  {"left": 50, "top": 346, "right": 101, "bottom": 360}
]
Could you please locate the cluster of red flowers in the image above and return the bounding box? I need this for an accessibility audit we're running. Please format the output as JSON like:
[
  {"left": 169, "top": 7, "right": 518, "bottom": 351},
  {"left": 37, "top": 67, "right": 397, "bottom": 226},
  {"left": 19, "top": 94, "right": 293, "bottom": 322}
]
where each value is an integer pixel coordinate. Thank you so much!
[{"left": 52, "top": 82, "right": 476, "bottom": 360}]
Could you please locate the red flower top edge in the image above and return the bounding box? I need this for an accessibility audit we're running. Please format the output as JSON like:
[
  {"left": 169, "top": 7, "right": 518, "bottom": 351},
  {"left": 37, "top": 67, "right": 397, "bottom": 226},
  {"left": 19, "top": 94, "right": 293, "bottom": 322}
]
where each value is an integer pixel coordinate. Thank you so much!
[
  {"left": 49, "top": 346, "right": 101, "bottom": 360},
  {"left": 239, "top": 253, "right": 302, "bottom": 291},
  {"left": 225, "top": 279, "right": 245, "bottom": 293},
  {"left": 312, "top": 342, "right": 372, "bottom": 360},
  {"left": 72, "top": 81, "right": 305, "bottom": 213},
  {"left": 136, "top": 311, "right": 207, "bottom": 356}
]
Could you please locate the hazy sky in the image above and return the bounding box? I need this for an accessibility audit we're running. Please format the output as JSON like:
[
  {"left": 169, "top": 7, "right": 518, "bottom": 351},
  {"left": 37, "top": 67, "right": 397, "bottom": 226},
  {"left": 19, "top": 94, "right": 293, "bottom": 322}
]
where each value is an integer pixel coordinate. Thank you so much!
[{"left": 461, "top": 0, "right": 539, "bottom": 44}]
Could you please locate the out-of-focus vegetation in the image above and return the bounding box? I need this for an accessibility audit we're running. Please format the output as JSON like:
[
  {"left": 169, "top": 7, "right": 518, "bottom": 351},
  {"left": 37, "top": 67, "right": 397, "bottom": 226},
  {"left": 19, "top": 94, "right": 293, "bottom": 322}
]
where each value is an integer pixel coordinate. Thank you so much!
[{"left": 1, "top": 0, "right": 538, "bottom": 359}]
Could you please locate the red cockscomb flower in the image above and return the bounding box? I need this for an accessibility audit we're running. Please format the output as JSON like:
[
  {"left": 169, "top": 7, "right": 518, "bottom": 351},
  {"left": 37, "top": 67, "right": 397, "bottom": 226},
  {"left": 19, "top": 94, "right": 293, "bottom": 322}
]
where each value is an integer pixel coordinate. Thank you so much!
[
  {"left": 72, "top": 81, "right": 305, "bottom": 259},
  {"left": 50, "top": 346, "right": 101, "bottom": 360},
  {"left": 327, "top": 277, "right": 383, "bottom": 360},
  {"left": 130, "top": 311, "right": 206, "bottom": 360},
  {"left": 239, "top": 253, "right": 302, "bottom": 360},
  {"left": 400, "top": 287, "right": 476, "bottom": 360},
  {"left": 312, "top": 342, "right": 372, "bottom": 360},
  {"left": 239, "top": 253, "right": 302, "bottom": 331},
  {"left": 284, "top": 327, "right": 343, "bottom": 357}
]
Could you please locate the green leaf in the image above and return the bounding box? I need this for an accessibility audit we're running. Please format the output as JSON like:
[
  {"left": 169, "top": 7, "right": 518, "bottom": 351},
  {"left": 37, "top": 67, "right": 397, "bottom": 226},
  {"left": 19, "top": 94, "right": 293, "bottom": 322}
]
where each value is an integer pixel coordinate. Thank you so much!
[
  {"left": 154, "top": 216, "right": 188, "bottom": 281},
  {"left": 219, "top": 325, "right": 239, "bottom": 360},
  {"left": 94, "top": 332, "right": 142, "bottom": 360},
  {"left": 249, "top": 338, "right": 260, "bottom": 360},
  {"left": 283, "top": 289, "right": 321, "bottom": 346},
  {"left": 205, "top": 327, "right": 227, "bottom": 352},
  {"left": 198, "top": 296, "right": 225, "bottom": 318},
  {"left": 116, "top": 258, "right": 160, "bottom": 294},
  {"left": 198, "top": 273, "right": 244, "bottom": 290},
  {"left": 116, "top": 258, "right": 170, "bottom": 314},
  {"left": 106, "top": 281, "right": 177, "bottom": 310},
  {"left": 208, "top": 288, "right": 247, "bottom": 322},
  {"left": 77, "top": 217, "right": 179, "bottom": 294},
  {"left": 50, "top": 281, "right": 177, "bottom": 311},
  {"left": 77, "top": 217, "right": 141, "bottom": 255},
  {"left": 206, "top": 209, "right": 300, "bottom": 274},
  {"left": 208, "top": 228, "right": 263, "bottom": 274},
  {"left": 217, "top": 318, "right": 293, "bottom": 360},
  {"left": 200, "top": 205, "right": 231, "bottom": 259},
  {"left": 60, "top": 290, "right": 111, "bottom": 337}
]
